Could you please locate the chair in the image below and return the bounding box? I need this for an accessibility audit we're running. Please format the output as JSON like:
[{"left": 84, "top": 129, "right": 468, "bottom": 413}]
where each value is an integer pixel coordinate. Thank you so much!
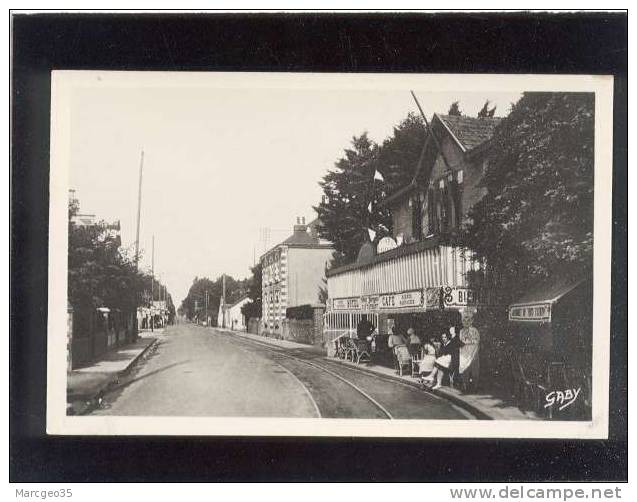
[
  {"left": 413, "top": 350, "right": 436, "bottom": 378},
  {"left": 394, "top": 345, "right": 412, "bottom": 376},
  {"left": 352, "top": 339, "right": 371, "bottom": 364},
  {"left": 510, "top": 357, "right": 546, "bottom": 413},
  {"left": 333, "top": 336, "right": 348, "bottom": 360}
]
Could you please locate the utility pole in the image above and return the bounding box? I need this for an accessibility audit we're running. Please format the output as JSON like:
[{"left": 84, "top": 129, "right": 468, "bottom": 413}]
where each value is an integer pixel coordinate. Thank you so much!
[
  {"left": 151, "top": 235, "right": 155, "bottom": 332},
  {"left": 134, "top": 150, "right": 144, "bottom": 270},
  {"left": 222, "top": 274, "right": 227, "bottom": 328},
  {"left": 205, "top": 290, "right": 209, "bottom": 327}
]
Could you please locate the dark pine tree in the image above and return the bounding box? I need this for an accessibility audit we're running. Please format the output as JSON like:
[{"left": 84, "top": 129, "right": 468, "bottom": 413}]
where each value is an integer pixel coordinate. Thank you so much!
[
  {"left": 477, "top": 100, "right": 491, "bottom": 118},
  {"left": 448, "top": 101, "right": 462, "bottom": 116},
  {"left": 315, "top": 133, "right": 392, "bottom": 268}
]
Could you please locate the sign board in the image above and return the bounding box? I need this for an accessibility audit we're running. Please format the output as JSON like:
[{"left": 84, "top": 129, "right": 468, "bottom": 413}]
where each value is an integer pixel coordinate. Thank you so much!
[
  {"left": 425, "top": 288, "right": 441, "bottom": 309},
  {"left": 380, "top": 290, "right": 424, "bottom": 310},
  {"left": 509, "top": 303, "right": 552, "bottom": 322},
  {"left": 360, "top": 295, "right": 379, "bottom": 311},
  {"left": 333, "top": 297, "right": 361, "bottom": 310},
  {"left": 426, "top": 287, "right": 480, "bottom": 309},
  {"left": 377, "top": 236, "right": 398, "bottom": 254}
]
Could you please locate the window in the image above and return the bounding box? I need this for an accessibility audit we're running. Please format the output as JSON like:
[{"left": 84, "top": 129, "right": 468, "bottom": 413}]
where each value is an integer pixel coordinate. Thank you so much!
[{"left": 411, "top": 194, "right": 423, "bottom": 240}]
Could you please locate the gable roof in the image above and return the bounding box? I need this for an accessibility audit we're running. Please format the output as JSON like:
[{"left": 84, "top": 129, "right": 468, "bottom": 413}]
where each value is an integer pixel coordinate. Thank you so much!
[
  {"left": 281, "top": 229, "right": 322, "bottom": 247},
  {"left": 381, "top": 113, "right": 501, "bottom": 207},
  {"left": 436, "top": 114, "right": 501, "bottom": 152}
]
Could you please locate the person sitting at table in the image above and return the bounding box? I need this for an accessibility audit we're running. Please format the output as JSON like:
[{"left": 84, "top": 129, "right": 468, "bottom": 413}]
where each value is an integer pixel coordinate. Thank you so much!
[
  {"left": 388, "top": 329, "right": 407, "bottom": 371},
  {"left": 422, "top": 332, "right": 453, "bottom": 390},
  {"left": 407, "top": 327, "right": 421, "bottom": 356},
  {"left": 417, "top": 337, "right": 438, "bottom": 379}
]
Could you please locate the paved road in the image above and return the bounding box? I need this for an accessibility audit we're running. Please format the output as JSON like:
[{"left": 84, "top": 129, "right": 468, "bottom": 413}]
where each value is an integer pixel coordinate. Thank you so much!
[{"left": 94, "top": 323, "right": 470, "bottom": 419}]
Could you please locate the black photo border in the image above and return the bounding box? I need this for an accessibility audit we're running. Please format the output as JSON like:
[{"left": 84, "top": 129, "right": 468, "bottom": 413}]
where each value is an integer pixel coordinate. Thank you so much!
[{"left": 10, "top": 10, "right": 628, "bottom": 482}]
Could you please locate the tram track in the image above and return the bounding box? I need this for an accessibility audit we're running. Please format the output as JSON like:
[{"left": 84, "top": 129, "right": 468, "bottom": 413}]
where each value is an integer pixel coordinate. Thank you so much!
[
  {"left": 214, "top": 330, "right": 473, "bottom": 420},
  {"left": 217, "top": 331, "right": 393, "bottom": 418}
]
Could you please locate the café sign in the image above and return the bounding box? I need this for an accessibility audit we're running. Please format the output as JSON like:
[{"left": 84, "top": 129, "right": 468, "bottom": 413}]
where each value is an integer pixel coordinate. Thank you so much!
[
  {"left": 509, "top": 303, "right": 552, "bottom": 322},
  {"left": 380, "top": 290, "right": 424, "bottom": 310}
]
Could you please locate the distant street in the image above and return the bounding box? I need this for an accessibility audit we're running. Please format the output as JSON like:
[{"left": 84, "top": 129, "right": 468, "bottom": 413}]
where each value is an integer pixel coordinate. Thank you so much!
[{"left": 94, "top": 323, "right": 471, "bottom": 419}]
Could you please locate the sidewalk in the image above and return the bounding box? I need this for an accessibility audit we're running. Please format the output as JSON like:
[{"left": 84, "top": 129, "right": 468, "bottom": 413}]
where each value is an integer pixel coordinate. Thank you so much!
[
  {"left": 221, "top": 328, "right": 540, "bottom": 420},
  {"left": 67, "top": 335, "right": 157, "bottom": 414},
  {"left": 216, "top": 327, "right": 326, "bottom": 355}
]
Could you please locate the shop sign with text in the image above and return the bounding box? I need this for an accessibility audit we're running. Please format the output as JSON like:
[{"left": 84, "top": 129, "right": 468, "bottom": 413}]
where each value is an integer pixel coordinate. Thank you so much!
[
  {"left": 333, "top": 297, "right": 361, "bottom": 310},
  {"left": 361, "top": 295, "right": 379, "bottom": 311},
  {"left": 380, "top": 290, "right": 424, "bottom": 310},
  {"left": 509, "top": 303, "right": 551, "bottom": 322}
]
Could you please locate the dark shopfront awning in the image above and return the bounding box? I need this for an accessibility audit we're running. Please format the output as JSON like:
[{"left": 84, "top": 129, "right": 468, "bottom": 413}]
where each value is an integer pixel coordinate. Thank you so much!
[{"left": 508, "top": 276, "right": 588, "bottom": 323}]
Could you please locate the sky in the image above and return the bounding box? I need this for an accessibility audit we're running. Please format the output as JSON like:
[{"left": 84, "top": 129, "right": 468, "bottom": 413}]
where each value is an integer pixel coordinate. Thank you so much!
[{"left": 68, "top": 74, "right": 522, "bottom": 305}]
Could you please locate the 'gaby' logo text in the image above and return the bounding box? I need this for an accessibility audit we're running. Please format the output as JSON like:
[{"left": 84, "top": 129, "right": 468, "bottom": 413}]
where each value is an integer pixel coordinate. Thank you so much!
[{"left": 544, "top": 388, "right": 581, "bottom": 411}]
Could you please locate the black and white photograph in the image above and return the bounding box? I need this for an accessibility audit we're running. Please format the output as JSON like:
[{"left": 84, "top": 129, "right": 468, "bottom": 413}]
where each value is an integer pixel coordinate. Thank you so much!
[{"left": 44, "top": 71, "right": 613, "bottom": 437}]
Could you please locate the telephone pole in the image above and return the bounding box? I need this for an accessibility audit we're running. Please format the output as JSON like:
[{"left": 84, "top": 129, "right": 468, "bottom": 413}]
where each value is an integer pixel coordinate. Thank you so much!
[
  {"left": 134, "top": 150, "right": 144, "bottom": 270},
  {"left": 150, "top": 235, "right": 155, "bottom": 332},
  {"left": 222, "top": 274, "right": 227, "bottom": 328},
  {"left": 205, "top": 290, "right": 209, "bottom": 327}
]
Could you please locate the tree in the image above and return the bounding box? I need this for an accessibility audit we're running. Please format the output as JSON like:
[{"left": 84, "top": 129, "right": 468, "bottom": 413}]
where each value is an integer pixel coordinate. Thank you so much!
[
  {"left": 478, "top": 100, "right": 497, "bottom": 118},
  {"left": 241, "top": 262, "right": 262, "bottom": 320},
  {"left": 376, "top": 112, "right": 427, "bottom": 194},
  {"left": 448, "top": 101, "right": 462, "bottom": 116},
  {"left": 464, "top": 92, "right": 594, "bottom": 303},
  {"left": 180, "top": 274, "right": 249, "bottom": 323},
  {"left": 68, "top": 209, "right": 138, "bottom": 312},
  {"left": 315, "top": 133, "right": 392, "bottom": 267}
]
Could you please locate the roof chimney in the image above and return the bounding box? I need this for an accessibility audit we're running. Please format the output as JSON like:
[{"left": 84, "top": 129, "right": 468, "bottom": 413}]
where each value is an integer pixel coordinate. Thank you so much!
[{"left": 293, "top": 216, "right": 308, "bottom": 234}]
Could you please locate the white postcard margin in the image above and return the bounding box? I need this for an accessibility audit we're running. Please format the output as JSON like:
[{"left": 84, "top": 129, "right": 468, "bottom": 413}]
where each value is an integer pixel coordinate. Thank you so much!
[{"left": 46, "top": 71, "right": 614, "bottom": 438}]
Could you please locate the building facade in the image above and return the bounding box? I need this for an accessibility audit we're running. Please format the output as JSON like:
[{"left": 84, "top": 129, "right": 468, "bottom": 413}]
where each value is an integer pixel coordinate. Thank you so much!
[
  {"left": 261, "top": 217, "right": 333, "bottom": 336},
  {"left": 218, "top": 296, "right": 250, "bottom": 331},
  {"left": 325, "top": 114, "right": 500, "bottom": 342}
]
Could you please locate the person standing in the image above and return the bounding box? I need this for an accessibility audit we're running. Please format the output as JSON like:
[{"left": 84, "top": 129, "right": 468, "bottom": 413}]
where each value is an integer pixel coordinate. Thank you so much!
[
  {"left": 459, "top": 314, "right": 481, "bottom": 392},
  {"left": 357, "top": 315, "right": 375, "bottom": 341},
  {"left": 447, "top": 326, "right": 464, "bottom": 387}
]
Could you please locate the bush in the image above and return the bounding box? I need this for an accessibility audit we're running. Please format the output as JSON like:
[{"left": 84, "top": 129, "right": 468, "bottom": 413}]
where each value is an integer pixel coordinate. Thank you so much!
[{"left": 286, "top": 304, "right": 314, "bottom": 320}]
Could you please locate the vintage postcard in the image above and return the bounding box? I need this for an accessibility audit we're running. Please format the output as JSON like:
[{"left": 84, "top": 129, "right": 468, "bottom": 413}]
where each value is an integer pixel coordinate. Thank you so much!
[{"left": 46, "top": 71, "right": 613, "bottom": 437}]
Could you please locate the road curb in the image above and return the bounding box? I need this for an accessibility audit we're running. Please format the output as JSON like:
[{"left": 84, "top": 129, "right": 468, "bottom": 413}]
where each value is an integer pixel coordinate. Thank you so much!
[
  {"left": 67, "top": 337, "right": 159, "bottom": 415},
  {"left": 322, "top": 357, "right": 493, "bottom": 420},
  {"left": 119, "top": 337, "right": 159, "bottom": 376}
]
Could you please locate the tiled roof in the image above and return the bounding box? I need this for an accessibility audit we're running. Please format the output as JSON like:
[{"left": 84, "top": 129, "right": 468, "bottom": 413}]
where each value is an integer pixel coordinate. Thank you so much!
[
  {"left": 281, "top": 231, "right": 318, "bottom": 246},
  {"left": 437, "top": 114, "right": 501, "bottom": 151}
]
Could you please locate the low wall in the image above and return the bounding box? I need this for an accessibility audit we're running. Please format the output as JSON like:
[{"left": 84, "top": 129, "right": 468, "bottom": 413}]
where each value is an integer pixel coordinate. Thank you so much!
[
  {"left": 247, "top": 317, "right": 261, "bottom": 335},
  {"left": 281, "top": 319, "right": 314, "bottom": 344},
  {"left": 281, "top": 305, "right": 326, "bottom": 346}
]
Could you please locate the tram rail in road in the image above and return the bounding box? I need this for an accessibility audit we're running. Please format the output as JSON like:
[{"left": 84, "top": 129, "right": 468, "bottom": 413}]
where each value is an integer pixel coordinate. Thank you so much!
[{"left": 214, "top": 328, "right": 476, "bottom": 420}]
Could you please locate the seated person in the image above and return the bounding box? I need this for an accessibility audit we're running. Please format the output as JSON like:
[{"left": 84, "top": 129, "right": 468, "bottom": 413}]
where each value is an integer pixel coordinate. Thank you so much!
[
  {"left": 407, "top": 328, "right": 422, "bottom": 356},
  {"left": 387, "top": 329, "right": 407, "bottom": 371},
  {"left": 422, "top": 332, "right": 453, "bottom": 390},
  {"left": 417, "top": 337, "right": 438, "bottom": 378}
]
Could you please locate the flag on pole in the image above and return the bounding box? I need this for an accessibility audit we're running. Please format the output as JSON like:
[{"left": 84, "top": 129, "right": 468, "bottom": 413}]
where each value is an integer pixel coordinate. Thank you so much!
[
  {"left": 374, "top": 169, "right": 384, "bottom": 182},
  {"left": 367, "top": 228, "right": 376, "bottom": 242},
  {"left": 367, "top": 201, "right": 373, "bottom": 213}
]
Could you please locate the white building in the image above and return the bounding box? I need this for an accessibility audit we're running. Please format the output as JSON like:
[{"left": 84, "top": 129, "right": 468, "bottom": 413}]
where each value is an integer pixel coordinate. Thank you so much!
[
  {"left": 217, "top": 296, "right": 250, "bottom": 331},
  {"left": 261, "top": 216, "right": 333, "bottom": 336}
]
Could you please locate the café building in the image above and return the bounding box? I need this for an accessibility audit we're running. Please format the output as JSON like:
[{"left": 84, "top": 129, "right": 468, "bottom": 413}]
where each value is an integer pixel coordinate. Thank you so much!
[{"left": 325, "top": 113, "right": 501, "bottom": 349}]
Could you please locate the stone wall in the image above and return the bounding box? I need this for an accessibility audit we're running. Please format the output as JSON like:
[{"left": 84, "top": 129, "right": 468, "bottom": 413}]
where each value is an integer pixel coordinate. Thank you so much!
[{"left": 281, "top": 305, "right": 325, "bottom": 346}]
